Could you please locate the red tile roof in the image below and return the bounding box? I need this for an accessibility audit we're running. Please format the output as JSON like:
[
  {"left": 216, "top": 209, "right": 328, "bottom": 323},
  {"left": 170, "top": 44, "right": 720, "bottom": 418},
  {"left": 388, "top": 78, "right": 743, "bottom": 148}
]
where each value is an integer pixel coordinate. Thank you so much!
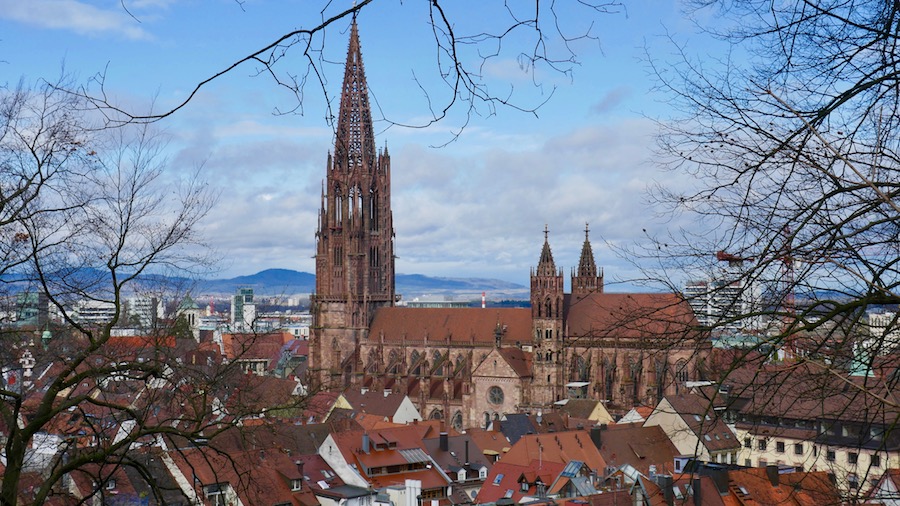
[
  {"left": 341, "top": 389, "right": 409, "bottom": 418},
  {"left": 567, "top": 292, "right": 699, "bottom": 339},
  {"left": 502, "top": 431, "right": 606, "bottom": 471},
  {"left": 497, "top": 347, "right": 533, "bottom": 378},
  {"left": 369, "top": 308, "right": 532, "bottom": 345},
  {"left": 170, "top": 446, "right": 321, "bottom": 506},
  {"left": 476, "top": 459, "right": 566, "bottom": 504},
  {"left": 595, "top": 425, "right": 680, "bottom": 476}
]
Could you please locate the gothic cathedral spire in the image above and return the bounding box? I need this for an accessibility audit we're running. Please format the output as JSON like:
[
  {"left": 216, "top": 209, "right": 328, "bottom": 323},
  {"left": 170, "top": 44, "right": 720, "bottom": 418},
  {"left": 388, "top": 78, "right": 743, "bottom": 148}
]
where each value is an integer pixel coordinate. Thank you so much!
[
  {"left": 531, "top": 225, "right": 564, "bottom": 321},
  {"left": 571, "top": 223, "right": 603, "bottom": 300},
  {"left": 312, "top": 19, "right": 394, "bottom": 387}
]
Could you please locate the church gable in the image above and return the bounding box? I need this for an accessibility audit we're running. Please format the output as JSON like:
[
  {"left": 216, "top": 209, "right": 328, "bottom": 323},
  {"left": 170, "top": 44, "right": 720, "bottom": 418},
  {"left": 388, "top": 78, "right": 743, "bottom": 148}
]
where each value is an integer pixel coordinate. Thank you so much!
[{"left": 472, "top": 348, "right": 522, "bottom": 380}]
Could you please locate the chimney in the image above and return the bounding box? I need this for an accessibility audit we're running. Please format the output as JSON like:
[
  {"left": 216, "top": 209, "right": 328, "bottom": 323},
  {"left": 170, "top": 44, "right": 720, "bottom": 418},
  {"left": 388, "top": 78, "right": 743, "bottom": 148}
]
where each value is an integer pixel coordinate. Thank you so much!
[
  {"left": 766, "top": 464, "right": 780, "bottom": 487},
  {"left": 362, "top": 433, "right": 370, "bottom": 454},
  {"left": 589, "top": 424, "right": 607, "bottom": 449},
  {"left": 692, "top": 478, "right": 701, "bottom": 506},
  {"left": 439, "top": 432, "right": 449, "bottom": 452},
  {"left": 657, "top": 475, "right": 674, "bottom": 506},
  {"left": 296, "top": 460, "right": 305, "bottom": 489}
]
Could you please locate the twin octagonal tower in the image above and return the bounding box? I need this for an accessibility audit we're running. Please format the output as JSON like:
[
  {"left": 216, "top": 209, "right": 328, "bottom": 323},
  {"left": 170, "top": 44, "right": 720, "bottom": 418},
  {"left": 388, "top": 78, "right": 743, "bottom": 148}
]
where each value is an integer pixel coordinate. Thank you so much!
[{"left": 309, "top": 20, "right": 706, "bottom": 429}]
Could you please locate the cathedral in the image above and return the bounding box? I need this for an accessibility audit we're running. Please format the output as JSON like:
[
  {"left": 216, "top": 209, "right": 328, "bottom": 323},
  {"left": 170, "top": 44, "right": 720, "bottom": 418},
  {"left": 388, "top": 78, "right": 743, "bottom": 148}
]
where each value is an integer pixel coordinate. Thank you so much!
[{"left": 309, "top": 20, "right": 709, "bottom": 429}]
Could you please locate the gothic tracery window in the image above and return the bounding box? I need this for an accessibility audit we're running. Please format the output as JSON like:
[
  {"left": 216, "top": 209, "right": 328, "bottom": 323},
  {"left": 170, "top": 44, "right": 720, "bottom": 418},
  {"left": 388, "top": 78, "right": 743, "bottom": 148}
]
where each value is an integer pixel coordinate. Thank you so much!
[
  {"left": 675, "top": 359, "right": 689, "bottom": 387},
  {"left": 488, "top": 386, "right": 504, "bottom": 405},
  {"left": 451, "top": 411, "right": 463, "bottom": 431},
  {"left": 410, "top": 350, "right": 422, "bottom": 376}
]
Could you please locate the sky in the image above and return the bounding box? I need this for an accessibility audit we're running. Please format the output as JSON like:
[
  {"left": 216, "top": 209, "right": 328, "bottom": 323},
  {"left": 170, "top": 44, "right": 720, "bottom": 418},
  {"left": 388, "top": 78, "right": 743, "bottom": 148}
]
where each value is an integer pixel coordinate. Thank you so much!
[{"left": 0, "top": 0, "right": 722, "bottom": 290}]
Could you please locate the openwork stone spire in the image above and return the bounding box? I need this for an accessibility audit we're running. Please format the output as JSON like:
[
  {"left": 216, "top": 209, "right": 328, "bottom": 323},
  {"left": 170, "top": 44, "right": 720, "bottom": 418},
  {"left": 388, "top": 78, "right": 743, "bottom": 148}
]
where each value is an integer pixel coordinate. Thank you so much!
[
  {"left": 334, "top": 19, "right": 376, "bottom": 173},
  {"left": 315, "top": 18, "right": 393, "bottom": 303}
]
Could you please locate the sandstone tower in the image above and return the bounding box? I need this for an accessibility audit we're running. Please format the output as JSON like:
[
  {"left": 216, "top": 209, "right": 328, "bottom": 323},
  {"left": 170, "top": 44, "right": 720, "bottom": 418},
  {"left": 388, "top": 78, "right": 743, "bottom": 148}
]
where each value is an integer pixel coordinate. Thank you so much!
[{"left": 310, "top": 20, "right": 394, "bottom": 388}]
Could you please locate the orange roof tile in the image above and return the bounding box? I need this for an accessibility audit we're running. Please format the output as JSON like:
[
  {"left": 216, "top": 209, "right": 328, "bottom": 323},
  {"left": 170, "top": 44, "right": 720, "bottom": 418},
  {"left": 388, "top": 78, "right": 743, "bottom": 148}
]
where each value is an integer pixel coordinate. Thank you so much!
[
  {"left": 567, "top": 292, "right": 699, "bottom": 340},
  {"left": 502, "top": 431, "right": 606, "bottom": 471},
  {"left": 369, "top": 307, "right": 532, "bottom": 345},
  {"left": 476, "top": 459, "right": 566, "bottom": 504}
]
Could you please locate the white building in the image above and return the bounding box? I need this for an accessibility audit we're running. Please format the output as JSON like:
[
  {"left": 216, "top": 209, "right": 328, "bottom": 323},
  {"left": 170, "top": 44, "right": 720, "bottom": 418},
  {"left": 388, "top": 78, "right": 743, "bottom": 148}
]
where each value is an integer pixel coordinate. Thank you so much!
[
  {"left": 72, "top": 300, "right": 117, "bottom": 325},
  {"left": 124, "top": 296, "right": 159, "bottom": 329},
  {"left": 683, "top": 254, "right": 759, "bottom": 331}
]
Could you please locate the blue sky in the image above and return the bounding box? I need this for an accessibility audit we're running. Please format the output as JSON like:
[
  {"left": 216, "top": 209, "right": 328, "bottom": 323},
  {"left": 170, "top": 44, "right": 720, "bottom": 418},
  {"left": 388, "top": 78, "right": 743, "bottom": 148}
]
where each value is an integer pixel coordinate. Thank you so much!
[{"left": 0, "top": 1, "right": 720, "bottom": 290}]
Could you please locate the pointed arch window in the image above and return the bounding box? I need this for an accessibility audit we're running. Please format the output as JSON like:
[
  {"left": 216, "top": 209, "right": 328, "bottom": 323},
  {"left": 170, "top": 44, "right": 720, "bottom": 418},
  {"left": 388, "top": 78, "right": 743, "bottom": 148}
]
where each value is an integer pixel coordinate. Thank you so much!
[
  {"left": 410, "top": 350, "right": 422, "bottom": 376},
  {"left": 370, "top": 246, "right": 380, "bottom": 268},
  {"left": 388, "top": 350, "right": 400, "bottom": 375},
  {"left": 675, "top": 359, "right": 689, "bottom": 383},
  {"left": 603, "top": 358, "right": 615, "bottom": 401},
  {"left": 367, "top": 350, "right": 379, "bottom": 374},
  {"left": 334, "top": 188, "right": 344, "bottom": 225},
  {"left": 369, "top": 188, "right": 379, "bottom": 231},
  {"left": 334, "top": 245, "right": 343, "bottom": 268},
  {"left": 451, "top": 411, "right": 463, "bottom": 431},
  {"left": 573, "top": 355, "right": 589, "bottom": 383}
]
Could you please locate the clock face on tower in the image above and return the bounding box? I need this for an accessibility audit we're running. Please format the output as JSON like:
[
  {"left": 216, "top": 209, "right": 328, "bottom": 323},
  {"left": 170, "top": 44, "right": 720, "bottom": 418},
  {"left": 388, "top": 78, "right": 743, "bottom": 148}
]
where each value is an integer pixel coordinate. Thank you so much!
[{"left": 488, "top": 386, "right": 504, "bottom": 405}]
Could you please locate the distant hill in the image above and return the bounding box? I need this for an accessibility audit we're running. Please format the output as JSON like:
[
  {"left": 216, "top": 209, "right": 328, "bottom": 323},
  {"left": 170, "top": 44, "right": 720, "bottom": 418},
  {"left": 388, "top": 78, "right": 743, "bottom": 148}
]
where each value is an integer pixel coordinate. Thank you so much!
[
  {"left": 199, "top": 269, "right": 315, "bottom": 295},
  {"left": 196, "top": 269, "right": 528, "bottom": 300}
]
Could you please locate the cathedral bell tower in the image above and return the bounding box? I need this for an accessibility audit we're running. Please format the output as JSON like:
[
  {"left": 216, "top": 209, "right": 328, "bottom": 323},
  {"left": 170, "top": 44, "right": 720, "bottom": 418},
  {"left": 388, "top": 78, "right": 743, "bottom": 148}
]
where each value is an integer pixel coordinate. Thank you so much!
[
  {"left": 531, "top": 226, "right": 565, "bottom": 403},
  {"left": 571, "top": 223, "right": 603, "bottom": 301},
  {"left": 310, "top": 19, "right": 395, "bottom": 388}
]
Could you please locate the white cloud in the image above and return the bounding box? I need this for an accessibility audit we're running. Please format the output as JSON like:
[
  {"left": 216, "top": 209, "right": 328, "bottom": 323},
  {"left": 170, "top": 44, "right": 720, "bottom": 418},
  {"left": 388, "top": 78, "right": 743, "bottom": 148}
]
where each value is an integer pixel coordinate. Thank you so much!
[
  {"left": 0, "top": 0, "right": 152, "bottom": 39},
  {"left": 169, "top": 94, "right": 693, "bottom": 288}
]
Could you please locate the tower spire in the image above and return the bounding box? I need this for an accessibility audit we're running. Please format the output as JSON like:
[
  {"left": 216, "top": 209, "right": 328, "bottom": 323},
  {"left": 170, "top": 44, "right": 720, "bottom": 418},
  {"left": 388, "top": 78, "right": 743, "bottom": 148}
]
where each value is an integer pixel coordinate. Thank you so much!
[
  {"left": 577, "top": 223, "right": 597, "bottom": 277},
  {"left": 572, "top": 222, "right": 603, "bottom": 299},
  {"left": 536, "top": 224, "right": 557, "bottom": 276},
  {"left": 335, "top": 17, "right": 376, "bottom": 173}
]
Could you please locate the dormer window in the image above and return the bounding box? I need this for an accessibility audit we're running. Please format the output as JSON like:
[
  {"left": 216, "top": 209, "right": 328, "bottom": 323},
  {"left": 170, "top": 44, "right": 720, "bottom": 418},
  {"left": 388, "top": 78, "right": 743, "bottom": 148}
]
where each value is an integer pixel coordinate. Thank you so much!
[
  {"left": 205, "top": 484, "right": 227, "bottom": 506},
  {"left": 521, "top": 482, "right": 529, "bottom": 492},
  {"left": 291, "top": 478, "right": 302, "bottom": 491},
  {"left": 106, "top": 479, "right": 116, "bottom": 490}
]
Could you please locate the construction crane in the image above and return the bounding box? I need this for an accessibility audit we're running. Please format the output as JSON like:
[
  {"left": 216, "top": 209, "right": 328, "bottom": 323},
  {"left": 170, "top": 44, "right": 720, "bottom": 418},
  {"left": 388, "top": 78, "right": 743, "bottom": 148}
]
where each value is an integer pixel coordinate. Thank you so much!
[
  {"left": 777, "top": 226, "right": 798, "bottom": 360},
  {"left": 716, "top": 250, "right": 755, "bottom": 267}
]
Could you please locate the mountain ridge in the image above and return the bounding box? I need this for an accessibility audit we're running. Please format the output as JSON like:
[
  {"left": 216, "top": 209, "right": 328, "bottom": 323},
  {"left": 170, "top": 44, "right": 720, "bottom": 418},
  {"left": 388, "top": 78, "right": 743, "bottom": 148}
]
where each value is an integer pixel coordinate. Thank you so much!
[{"left": 197, "top": 268, "right": 528, "bottom": 299}]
